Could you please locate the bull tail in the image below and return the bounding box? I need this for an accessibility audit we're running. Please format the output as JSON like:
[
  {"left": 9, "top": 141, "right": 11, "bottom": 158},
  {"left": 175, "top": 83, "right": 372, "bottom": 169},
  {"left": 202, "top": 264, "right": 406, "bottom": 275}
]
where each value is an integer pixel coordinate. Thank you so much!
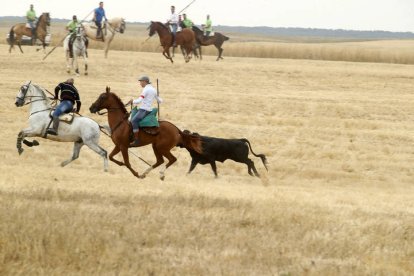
[
  {"left": 9, "top": 27, "right": 15, "bottom": 45},
  {"left": 179, "top": 130, "right": 203, "bottom": 154},
  {"left": 223, "top": 35, "right": 229, "bottom": 41},
  {"left": 241, "top": 138, "right": 268, "bottom": 171}
]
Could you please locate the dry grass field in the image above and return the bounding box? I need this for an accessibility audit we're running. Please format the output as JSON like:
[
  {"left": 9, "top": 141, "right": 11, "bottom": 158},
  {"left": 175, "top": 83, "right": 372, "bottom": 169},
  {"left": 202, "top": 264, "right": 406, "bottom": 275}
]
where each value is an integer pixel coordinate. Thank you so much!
[{"left": 0, "top": 26, "right": 414, "bottom": 275}]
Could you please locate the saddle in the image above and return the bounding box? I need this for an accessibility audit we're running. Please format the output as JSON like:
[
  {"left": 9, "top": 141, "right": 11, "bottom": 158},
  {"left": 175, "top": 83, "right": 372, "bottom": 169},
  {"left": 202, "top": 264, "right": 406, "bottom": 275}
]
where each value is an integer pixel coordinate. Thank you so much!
[
  {"left": 49, "top": 110, "right": 76, "bottom": 124},
  {"left": 129, "top": 107, "right": 160, "bottom": 135}
]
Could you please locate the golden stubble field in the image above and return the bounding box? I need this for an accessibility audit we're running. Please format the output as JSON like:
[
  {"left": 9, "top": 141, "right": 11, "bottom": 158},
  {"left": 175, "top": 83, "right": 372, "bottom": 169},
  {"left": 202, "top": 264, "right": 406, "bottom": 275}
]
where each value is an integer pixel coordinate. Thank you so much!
[{"left": 1, "top": 39, "right": 414, "bottom": 275}]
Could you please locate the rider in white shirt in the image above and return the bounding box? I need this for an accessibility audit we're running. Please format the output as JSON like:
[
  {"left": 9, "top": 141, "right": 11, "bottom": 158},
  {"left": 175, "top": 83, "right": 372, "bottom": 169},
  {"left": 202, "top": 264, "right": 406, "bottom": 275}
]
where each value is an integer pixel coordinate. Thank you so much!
[
  {"left": 128, "top": 75, "right": 163, "bottom": 146},
  {"left": 167, "top": 5, "right": 179, "bottom": 46}
]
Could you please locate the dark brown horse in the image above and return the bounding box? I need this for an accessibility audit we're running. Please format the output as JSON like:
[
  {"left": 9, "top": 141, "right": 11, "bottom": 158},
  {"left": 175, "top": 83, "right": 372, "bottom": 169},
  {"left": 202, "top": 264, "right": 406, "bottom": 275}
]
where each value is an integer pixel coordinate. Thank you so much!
[
  {"left": 148, "top": 21, "right": 195, "bottom": 63},
  {"left": 192, "top": 26, "right": 229, "bottom": 61},
  {"left": 89, "top": 87, "right": 202, "bottom": 180},
  {"left": 8, "top": 12, "right": 51, "bottom": 53}
]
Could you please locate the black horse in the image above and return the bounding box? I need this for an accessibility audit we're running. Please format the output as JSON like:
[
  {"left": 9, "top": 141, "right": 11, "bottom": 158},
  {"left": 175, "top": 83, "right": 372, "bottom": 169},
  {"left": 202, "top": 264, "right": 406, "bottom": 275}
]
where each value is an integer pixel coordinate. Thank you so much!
[{"left": 192, "top": 25, "right": 229, "bottom": 61}]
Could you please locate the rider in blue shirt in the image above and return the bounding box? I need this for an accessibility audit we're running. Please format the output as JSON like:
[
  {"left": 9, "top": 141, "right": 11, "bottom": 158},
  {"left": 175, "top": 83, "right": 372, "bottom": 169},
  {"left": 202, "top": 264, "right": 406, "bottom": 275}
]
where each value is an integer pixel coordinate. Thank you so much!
[{"left": 93, "top": 1, "right": 107, "bottom": 40}]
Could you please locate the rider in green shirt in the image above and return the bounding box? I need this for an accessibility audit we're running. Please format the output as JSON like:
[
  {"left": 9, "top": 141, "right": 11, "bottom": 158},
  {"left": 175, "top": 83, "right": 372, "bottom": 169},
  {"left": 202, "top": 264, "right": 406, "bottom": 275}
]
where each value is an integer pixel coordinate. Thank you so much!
[
  {"left": 182, "top": 14, "right": 193, "bottom": 29},
  {"left": 66, "top": 15, "right": 78, "bottom": 57},
  {"left": 26, "top": 4, "right": 37, "bottom": 45},
  {"left": 204, "top": 14, "right": 212, "bottom": 36}
]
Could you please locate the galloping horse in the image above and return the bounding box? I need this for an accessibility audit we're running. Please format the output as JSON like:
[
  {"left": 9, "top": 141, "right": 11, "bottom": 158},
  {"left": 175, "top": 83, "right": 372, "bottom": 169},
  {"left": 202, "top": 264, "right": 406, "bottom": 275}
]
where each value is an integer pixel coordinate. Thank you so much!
[
  {"left": 89, "top": 87, "right": 202, "bottom": 180},
  {"left": 82, "top": 17, "right": 126, "bottom": 58},
  {"left": 15, "top": 82, "right": 108, "bottom": 171},
  {"left": 64, "top": 26, "right": 88, "bottom": 76},
  {"left": 192, "top": 26, "right": 229, "bottom": 61},
  {"left": 8, "top": 12, "right": 50, "bottom": 54},
  {"left": 148, "top": 21, "right": 195, "bottom": 63}
]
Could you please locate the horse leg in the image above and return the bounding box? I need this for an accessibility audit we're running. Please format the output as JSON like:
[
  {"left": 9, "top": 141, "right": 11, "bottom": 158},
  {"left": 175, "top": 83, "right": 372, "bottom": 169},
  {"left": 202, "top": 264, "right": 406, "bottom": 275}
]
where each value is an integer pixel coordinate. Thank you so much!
[
  {"left": 109, "top": 145, "right": 125, "bottom": 166},
  {"left": 141, "top": 144, "right": 164, "bottom": 179},
  {"left": 84, "top": 140, "right": 108, "bottom": 172},
  {"left": 16, "top": 128, "right": 41, "bottom": 155},
  {"left": 163, "top": 47, "right": 174, "bottom": 63},
  {"left": 61, "top": 141, "right": 83, "bottom": 167},
  {"left": 23, "top": 139, "right": 39, "bottom": 147},
  {"left": 66, "top": 50, "right": 71, "bottom": 73},
  {"left": 119, "top": 146, "right": 140, "bottom": 178},
  {"left": 159, "top": 150, "right": 177, "bottom": 181},
  {"left": 18, "top": 41, "right": 23, "bottom": 53},
  {"left": 74, "top": 56, "right": 80, "bottom": 76},
  {"left": 84, "top": 54, "right": 88, "bottom": 75}
]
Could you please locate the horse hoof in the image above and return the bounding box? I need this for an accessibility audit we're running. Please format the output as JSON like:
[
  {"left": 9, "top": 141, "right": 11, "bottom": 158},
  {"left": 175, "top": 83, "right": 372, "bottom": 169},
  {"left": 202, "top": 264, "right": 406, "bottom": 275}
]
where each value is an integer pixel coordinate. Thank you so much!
[
  {"left": 17, "top": 148, "right": 24, "bottom": 155},
  {"left": 160, "top": 175, "right": 165, "bottom": 181},
  {"left": 66, "top": 70, "right": 70, "bottom": 74},
  {"left": 85, "top": 72, "right": 88, "bottom": 76},
  {"left": 139, "top": 175, "right": 146, "bottom": 179},
  {"left": 32, "top": 140, "right": 39, "bottom": 146}
]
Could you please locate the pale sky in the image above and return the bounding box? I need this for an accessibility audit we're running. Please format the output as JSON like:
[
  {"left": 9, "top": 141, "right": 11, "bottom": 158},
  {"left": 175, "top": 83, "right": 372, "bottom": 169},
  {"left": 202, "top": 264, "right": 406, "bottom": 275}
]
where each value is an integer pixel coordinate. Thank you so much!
[{"left": 2, "top": 0, "right": 414, "bottom": 32}]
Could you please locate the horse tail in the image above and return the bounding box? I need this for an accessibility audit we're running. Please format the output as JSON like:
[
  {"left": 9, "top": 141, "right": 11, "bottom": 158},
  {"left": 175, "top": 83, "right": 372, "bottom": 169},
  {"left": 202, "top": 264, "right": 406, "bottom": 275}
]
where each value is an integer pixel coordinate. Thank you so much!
[
  {"left": 9, "top": 26, "right": 15, "bottom": 45},
  {"left": 241, "top": 138, "right": 268, "bottom": 171},
  {"left": 179, "top": 129, "right": 203, "bottom": 154}
]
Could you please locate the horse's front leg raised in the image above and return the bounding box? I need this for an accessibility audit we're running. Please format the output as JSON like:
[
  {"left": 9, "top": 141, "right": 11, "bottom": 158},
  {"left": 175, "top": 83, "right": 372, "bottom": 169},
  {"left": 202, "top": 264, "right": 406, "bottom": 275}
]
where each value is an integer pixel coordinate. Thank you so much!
[{"left": 16, "top": 129, "right": 40, "bottom": 155}]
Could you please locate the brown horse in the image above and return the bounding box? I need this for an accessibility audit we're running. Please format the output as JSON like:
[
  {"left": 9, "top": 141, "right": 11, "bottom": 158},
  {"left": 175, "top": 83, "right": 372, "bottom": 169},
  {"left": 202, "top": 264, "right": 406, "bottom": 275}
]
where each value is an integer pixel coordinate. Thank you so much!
[
  {"left": 192, "top": 26, "right": 229, "bottom": 61},
  {"left": 89, "top": 87, "right": 202, "bottom": 180},
  {"left": 8, "top": 12, "right": 51, "bottom": 54},
  {"left": 148, "top": 21, "right": 195, "bottom": 63}
]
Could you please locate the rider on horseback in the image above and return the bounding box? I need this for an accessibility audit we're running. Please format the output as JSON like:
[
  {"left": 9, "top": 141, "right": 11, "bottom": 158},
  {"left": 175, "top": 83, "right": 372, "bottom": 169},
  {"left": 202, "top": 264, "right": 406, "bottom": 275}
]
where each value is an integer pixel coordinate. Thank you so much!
[
  {"left": 26, "top": 4, "right": 37, "bottom": 45},
  {"left": 167, "top": 5, "right": 178, "bottom": 47},
  {"left": 127, "top": 75, "right": 163, "bottom": 147},
  {"left": 47, "top": 78, "right": 81, "bottom": 136},
  {"left": 66, "top": 15, "right": 78, "bottom": 58},
  {"left": 93, "top": 1, "right": 107, "bottom": 41}
]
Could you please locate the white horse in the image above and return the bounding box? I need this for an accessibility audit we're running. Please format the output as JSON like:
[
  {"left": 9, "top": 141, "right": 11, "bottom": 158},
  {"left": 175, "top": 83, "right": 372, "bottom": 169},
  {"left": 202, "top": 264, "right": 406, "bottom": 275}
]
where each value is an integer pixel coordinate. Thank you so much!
[
  {"left": 15, "top": 81, "right": 108, "bottom": 171},
  {"left": 81, "top": 17, "right": 126, "bottom": 58},
  {"left": 64, "top": 26, "right": 88, "bottom": 76}
]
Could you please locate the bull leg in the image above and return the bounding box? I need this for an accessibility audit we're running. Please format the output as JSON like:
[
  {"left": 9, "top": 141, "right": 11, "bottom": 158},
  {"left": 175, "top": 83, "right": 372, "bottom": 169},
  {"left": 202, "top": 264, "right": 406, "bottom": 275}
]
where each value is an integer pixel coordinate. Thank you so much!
[
  {"left": 210, "top": 161, "right": 218, "bottom": 178},
  {"left": 246, "top": 159, "right": 260, "bottom": 177},
  {"left": 187, "top": 159, "right": 198, "bottom": 174},
  {"left": 61, "top": 141, "right": 83, "bottom": 167},
  {"left": 18, "top": 42, "right": 24, "bottom": 53}
]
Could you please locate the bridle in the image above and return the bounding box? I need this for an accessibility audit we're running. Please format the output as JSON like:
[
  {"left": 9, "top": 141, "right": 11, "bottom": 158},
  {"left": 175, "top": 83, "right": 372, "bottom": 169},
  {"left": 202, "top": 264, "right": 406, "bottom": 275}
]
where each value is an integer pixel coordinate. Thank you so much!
[{"left": 16, "top": 83, "right": 55, "bottom": 116}]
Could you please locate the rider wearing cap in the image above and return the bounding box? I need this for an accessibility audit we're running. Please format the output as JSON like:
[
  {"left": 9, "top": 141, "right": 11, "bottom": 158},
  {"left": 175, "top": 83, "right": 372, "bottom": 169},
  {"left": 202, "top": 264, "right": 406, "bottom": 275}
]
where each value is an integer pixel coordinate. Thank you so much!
[
  {"left": 47, "top": 78, "right": 81, "bottom": 136},
  {"left": 127, "top": 75, "right": 163, "bottom": 146}
]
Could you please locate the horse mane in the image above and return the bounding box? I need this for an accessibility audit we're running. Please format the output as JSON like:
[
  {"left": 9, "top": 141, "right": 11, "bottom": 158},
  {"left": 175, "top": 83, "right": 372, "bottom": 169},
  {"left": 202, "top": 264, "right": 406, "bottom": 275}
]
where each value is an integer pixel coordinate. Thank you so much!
[
  {"left": 31, "top": 83, "right": 51, "bottom": 105},
  {"left": 153, "top": 21, "right": 170, "bottom": 31},
  {"left": 192, "top": 25, "right": 202, "bottom": 33},
  {"left": 109, "top": 92, "right": 128, "bottom": 114}
]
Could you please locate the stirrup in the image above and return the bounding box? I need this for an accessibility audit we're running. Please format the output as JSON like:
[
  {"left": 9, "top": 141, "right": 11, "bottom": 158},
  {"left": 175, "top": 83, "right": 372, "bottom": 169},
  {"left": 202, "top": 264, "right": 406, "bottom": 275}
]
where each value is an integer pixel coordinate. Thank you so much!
[
  {"left": 129, "top": 139, "right": 140, "bottom": 147},
  {"left": 46, "top": 128, "right": 58, "bottom": 136}
]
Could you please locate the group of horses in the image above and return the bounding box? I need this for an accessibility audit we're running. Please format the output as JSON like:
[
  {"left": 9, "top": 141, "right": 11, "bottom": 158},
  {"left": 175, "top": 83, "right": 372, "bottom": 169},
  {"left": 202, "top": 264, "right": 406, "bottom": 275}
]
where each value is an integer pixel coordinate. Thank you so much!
[
  {"left": 8, "top": 14, "right": 229, "bottom": 66},
  {"left": 15, "top": 82, "right": 204, "bottom": 180},
  {"left": 148, "top": 21, "right": 230, "bottom": 63}
]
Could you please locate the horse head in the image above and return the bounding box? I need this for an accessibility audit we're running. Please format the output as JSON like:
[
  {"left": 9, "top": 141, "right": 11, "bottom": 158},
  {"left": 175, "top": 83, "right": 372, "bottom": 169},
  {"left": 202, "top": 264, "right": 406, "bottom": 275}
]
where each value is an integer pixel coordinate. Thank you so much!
[
  {"left": 108, "top": 17, "right": 126, "bottom": 33},
  {"left": 41, "top": 12, "right": 51, "bottom": 26},
  {"left": 15, "top": 81, "right": 32, "bottom": 107},
  {"left": 89, "top": 88, "right": 127, "bottom": 114},
  {"left": 148, "top": 21, "right": 156, "bottom": 37}
]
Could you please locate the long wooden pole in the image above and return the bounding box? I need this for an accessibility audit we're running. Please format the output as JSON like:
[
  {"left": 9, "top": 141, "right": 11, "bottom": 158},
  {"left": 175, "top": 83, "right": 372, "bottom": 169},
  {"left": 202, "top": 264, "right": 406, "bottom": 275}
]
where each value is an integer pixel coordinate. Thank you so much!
[{"left": 157, "top": 78, "right": 160, "bottom": 118}]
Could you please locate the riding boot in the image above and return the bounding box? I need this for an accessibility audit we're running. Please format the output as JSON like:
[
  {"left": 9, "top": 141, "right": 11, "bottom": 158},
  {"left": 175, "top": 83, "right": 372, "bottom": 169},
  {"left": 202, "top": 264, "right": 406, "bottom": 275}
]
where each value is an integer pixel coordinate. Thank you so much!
[
  {"left": 46, "top": 117, "right": 60, "bottom": 136},
  {"left": 172, "top": 34, "right": 176, "bottom": 47},
  {"left": 129, "top": 131, "right": 140, "bottom": 147}
]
